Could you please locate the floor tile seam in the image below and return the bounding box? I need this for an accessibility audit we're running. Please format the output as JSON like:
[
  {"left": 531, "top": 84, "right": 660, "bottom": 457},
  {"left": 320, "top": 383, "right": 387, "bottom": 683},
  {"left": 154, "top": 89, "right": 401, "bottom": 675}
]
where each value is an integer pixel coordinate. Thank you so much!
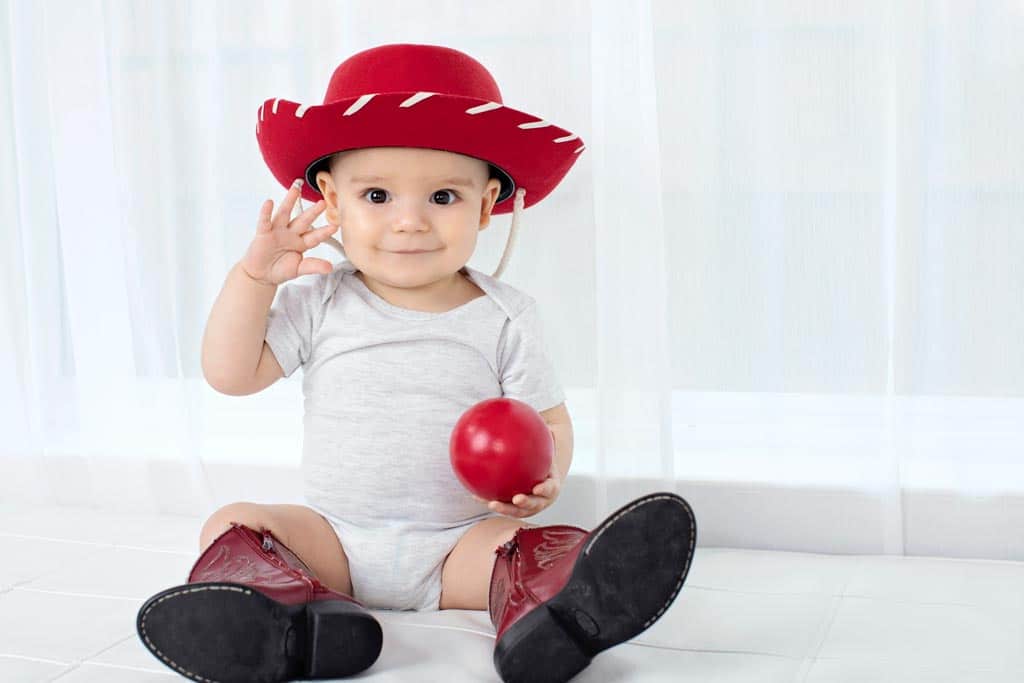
[
  {"left": 0, "top": 652, "right": 69, "bottom": 666},
  {"left": 12, "top": 586, "right": 143, "bottom": 602},
  {"left": 793, "top": 657, "right": 817, "bottom": 682},
  {"left": 1, "top": 578, "right": 41, "bottom": 594},
  {"left": 838, "top": 557, "right": 863, "bottom": 595},
  {"left": 377, "top": 619, "right": 496, "bottom": 639},
  {"left": 57, "top": 660, "right": 176, "bottom": 676},
  {"left": 806, "top": 595, "right": 843, "bottom": 667},
  {"left": 700, "top": 549, "right": 1024, "bottom": 567},
  {"left": 626, "top": 644, "right": 799, "bottom": 658},
  {"left": 2, "top": 633, "right": 161, "bottom": 680},
  {"left": 39, "top": 632, "right": 137, "bottom": 682},
  {"left": 0, "top": 507, "right": 200, "bottom": 522},
  {"left": 112, "top": 544, "right": 194, "bottom": 555},
  {"left": 692, "top": 583, "right": 1018, "bottom": 609},
  {"left": 79, "top": 632, "right": 136, "bottom": 664},
  {"left": 0, "top": 532, "right": 114, "bottom": 547},
  {"left": 1, "top": 547, "right": 117, "bottom": 589},
  {"left": 45, "top": 664, "right": 78, "bottom": 682},
  {"left": 379, "top": 621, "right": 799, "bottom": 659},
  {"left": 0, "top": 532, "right": 194, "bottom": 555},
  {"left": 689, "top": 584, "right": 846, "bottom": 597},
  {"left": 809, "top": 654, "right": 1024, "bottom": 675},
  {"left": 839, "top": 592, "right": 1022, "bottom": 610},
  {"left": 860, "top": 555, "right": 1024, "bottom": 567}
]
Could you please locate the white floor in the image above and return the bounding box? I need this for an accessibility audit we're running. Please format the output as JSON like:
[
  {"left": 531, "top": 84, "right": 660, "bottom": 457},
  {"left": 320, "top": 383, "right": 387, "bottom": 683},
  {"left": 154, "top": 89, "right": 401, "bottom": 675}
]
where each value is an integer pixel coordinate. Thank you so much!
[{"left": 1, "top": 505, "right": 1023, "bottom": 682}]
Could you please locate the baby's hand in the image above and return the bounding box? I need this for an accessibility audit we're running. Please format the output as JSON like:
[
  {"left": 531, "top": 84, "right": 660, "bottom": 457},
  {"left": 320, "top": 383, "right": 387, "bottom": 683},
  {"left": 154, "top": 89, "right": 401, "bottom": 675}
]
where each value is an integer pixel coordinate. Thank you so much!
[
  {"left": 473, "top": 454, "right": 562, "bottom": 519},
  {"left": 240, "top": 179, "right": 337, "bottom": 286}
]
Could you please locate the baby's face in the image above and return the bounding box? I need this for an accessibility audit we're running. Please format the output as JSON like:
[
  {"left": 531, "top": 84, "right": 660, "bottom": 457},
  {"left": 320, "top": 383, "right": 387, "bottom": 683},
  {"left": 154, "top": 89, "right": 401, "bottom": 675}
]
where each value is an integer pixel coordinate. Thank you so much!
[{"left": 316, "top": 147, "right": 502, "bottom": 290}]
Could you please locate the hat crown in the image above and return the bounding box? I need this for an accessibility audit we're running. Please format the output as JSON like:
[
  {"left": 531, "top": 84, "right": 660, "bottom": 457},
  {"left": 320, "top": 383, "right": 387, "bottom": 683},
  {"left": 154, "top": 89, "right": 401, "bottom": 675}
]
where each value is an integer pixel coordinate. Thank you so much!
[{"left": 323, "top": 43, "right": 503, "bottom": 104}]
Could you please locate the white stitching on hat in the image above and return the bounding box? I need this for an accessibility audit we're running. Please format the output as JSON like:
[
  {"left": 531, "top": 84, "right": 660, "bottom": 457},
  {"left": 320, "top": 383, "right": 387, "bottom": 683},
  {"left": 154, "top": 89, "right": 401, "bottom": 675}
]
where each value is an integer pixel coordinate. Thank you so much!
[
  {"left": 554, "top": 133, "right": 578, "bottom": 143},
  {"left": 574, "top": 145, "right": 585, "bottom": 154},
  {"left": 344, "top": 94, "right": 375, "bottom": 116},
  {"left": 518, "top": 120, "right": 551, "bottom": 129},
  {"left": 272, "top": 98, "right": 280, "bottom": 114},
  {"left": 466, "top": 101, "right": 502, "bottom": 114},
  {"left": 400, "top": 92, "right": 435, "bottom": 108},
  {"left": 295, "top": 104, "right": 310, "bottom": 118}
]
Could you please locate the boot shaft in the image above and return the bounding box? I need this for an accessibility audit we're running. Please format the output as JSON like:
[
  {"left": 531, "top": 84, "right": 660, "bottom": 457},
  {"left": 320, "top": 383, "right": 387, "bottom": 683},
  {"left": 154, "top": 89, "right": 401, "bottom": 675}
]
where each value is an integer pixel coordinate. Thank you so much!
[
  {"left": 488, "top": 524, "right": 588, "bottom": 636},
  {"left": 190, "top": 522, "right": 362, "bottom": 607}
]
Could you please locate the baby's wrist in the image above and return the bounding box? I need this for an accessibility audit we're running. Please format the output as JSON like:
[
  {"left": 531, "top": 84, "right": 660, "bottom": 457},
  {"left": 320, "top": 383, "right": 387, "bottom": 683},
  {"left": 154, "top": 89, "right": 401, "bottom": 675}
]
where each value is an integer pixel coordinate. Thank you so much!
[{"left": 236, "top": 261, "right": 275, "bottom": 288}]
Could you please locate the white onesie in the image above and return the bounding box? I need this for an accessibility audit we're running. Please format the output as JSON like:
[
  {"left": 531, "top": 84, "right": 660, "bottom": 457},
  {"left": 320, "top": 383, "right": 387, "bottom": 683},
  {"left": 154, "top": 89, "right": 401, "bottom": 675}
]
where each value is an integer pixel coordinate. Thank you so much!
[{"left": 264, "top": 259, "right": 565, "bottom": 610}]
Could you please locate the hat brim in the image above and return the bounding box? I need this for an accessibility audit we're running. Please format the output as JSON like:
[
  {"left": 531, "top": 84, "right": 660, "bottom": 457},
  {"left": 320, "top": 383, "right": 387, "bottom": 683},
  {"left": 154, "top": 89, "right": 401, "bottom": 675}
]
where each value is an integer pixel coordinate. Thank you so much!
[{"left": 256, "top": 93, "right": 584, "bottom": 215}]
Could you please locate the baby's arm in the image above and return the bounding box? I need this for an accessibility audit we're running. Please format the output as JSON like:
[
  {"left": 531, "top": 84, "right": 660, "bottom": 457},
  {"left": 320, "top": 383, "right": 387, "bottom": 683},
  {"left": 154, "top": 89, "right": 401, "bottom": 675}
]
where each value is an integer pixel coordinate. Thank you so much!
[
  {"left": 201, "top": 180, "right": 333, "bottom": 395},
  {"left": 200, "top": 263, "right": 283, "bottom": 395},
  {"left": 539, "top": 402, "right": 574, "bottom": 482}
]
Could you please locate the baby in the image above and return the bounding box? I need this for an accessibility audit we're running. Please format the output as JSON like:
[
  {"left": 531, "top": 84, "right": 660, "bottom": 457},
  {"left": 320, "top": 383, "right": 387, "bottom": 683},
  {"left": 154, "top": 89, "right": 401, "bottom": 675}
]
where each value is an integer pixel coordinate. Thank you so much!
[{"left": 136, "top": 44, "right": 697, "bottom": 683}]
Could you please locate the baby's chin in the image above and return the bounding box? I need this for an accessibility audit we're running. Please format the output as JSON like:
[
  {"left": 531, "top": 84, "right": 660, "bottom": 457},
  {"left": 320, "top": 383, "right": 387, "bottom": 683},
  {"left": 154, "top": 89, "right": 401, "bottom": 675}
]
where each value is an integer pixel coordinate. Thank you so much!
[{"left": 358, "top": 262, "right": 465, "bottom": 290}]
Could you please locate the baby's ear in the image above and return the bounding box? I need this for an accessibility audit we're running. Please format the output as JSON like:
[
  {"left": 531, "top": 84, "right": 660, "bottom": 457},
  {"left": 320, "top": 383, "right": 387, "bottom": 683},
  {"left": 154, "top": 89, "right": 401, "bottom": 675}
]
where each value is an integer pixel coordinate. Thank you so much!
[
  {"left": 479, "top": 214, "right": 491, "bottom": 231},
  {"left": 315, "top": 170, "right": 338, "bottom": 206},
  {"left": 478, "top": 177, "right": 502, "bottom": 229}
]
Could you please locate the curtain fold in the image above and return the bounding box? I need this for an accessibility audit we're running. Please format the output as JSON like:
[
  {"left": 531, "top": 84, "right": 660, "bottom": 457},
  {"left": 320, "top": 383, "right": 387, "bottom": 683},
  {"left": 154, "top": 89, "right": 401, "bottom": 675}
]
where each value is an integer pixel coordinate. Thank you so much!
[
  {"left": 2, "top": 0, "right": 1022, "bottom": 561},
  {"left": 590, "top": 0, "right": 676, "bottom": 516}
]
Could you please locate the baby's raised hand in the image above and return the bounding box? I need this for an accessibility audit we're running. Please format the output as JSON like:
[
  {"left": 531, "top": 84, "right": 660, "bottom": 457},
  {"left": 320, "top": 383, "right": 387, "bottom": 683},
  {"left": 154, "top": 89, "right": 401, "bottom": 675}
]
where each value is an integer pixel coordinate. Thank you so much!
[{"left": 240, "top": 179, "right": 338, "bottom": 286}]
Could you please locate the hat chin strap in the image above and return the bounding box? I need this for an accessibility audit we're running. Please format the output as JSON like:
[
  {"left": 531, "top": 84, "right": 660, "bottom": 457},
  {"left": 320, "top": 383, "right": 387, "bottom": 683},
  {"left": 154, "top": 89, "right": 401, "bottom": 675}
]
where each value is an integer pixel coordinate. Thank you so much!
[
  {"left": 316, "top": 187, "right": 526, "bottom": 281},
  {"left": 490, "top": 188, "right": 525, "bottom": 280}
]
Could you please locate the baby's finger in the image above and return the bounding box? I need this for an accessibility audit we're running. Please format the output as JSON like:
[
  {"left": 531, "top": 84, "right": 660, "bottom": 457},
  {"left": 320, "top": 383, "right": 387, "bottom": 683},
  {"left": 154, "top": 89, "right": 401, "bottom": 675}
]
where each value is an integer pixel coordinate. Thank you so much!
[
  {"left": 256, "top": 199, "right": 274, "bottom": 234},
  {"left": 488, "top": 500, "right": 526, "bottom": 518},
  {"left": 512, "top": 494, "right": 544, "bottom": 510},
  {"left": 271, "top": 179, "right": 305, "bottom": 230},
  {"left": 301, "top": 219, "right": 338, "bottom": 249},
  {"left": 290, "top": 199, "right": 327, "bottom": 235},
  {"left": 295, "top": 256, "right": 335, "bottom": 277},
  {"left": 532, "top": 481, "right": 551, "bottom": 496},
  {"left": 300, "top": 227, "right": 334, "bottom": 250}
]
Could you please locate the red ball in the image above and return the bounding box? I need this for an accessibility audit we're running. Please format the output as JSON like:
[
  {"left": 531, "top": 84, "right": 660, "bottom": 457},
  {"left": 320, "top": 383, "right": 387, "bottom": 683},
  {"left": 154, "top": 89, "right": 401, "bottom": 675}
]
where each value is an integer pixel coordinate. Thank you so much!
[{"left": 449, "top": 397, "right": 553, "bottom": 504}]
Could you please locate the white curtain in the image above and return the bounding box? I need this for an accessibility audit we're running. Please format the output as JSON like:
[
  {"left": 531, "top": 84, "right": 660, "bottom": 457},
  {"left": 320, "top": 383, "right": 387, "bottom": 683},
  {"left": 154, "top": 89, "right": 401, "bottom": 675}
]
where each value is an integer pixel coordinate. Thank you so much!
[{"left": 2, "top": 0, "right": 1022, "bottom": 561}]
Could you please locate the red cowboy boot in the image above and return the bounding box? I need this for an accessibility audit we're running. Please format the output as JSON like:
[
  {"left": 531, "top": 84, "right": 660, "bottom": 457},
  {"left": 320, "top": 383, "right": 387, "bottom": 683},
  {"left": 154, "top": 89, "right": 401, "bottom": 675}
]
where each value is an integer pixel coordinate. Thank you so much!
[
  {"left": 136, "top": 522, "right": 382, "bottom": 682},
  {"left": 488, "top": 492, "right": 697, "bottom": 683}
]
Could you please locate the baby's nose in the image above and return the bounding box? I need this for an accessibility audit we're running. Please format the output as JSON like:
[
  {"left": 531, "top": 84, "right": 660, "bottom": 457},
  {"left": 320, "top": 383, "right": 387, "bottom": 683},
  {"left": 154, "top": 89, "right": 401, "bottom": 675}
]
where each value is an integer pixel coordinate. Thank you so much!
[{"left": 392, "top": 206, "right": 430, "bottom": 232}]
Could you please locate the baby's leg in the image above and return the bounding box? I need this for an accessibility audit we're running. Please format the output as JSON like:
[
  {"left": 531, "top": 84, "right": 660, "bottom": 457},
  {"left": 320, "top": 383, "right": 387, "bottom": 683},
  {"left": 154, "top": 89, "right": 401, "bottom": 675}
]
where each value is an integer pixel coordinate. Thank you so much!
[
  {"left": 199, "top": 502, "right": 353, "bottom": 595},
  {"left": 440, "top": 516, "right": 535, "bottom": 610}
]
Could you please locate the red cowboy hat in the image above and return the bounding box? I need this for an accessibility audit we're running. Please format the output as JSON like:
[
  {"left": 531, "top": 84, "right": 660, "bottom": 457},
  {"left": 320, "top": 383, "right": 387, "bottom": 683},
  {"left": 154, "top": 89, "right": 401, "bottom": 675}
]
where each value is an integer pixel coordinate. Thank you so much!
[{"left": 255, "top": 43, "right": 584, "bottom": 215}]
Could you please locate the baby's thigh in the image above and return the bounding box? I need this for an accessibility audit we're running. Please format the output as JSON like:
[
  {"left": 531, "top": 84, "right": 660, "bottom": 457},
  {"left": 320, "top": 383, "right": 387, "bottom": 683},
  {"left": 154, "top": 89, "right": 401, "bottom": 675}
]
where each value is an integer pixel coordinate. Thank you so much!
[{"left": 199, "top": 502, "right": 353, "bottom": 596}]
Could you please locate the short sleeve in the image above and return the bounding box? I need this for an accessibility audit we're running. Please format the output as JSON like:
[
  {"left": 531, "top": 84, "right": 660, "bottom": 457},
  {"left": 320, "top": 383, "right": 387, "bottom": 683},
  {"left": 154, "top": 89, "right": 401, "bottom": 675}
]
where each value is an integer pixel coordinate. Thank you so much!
[
  {"left": 264, "top": 274, "right": 330, "bottom": 377},
  {"left": 497, "top": 301, "right": 566, "bottom": 413}
]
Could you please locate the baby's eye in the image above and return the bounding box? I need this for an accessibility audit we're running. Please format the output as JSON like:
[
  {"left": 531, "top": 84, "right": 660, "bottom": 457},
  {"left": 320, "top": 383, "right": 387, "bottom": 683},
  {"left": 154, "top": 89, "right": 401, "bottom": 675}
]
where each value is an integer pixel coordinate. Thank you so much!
[
  {"left": 363, "top": 188, "right": 389, "bottom": 204},
  {"left": 432, "top": 190, "right": 458, "bottom": 205}
]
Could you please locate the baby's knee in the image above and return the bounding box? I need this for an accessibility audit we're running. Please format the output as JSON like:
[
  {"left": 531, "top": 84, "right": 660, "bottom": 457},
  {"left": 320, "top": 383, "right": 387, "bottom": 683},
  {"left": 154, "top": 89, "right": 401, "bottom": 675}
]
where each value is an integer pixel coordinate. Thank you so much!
[{"left": 199, "top": 501, "right": 270, "bottom": 552}]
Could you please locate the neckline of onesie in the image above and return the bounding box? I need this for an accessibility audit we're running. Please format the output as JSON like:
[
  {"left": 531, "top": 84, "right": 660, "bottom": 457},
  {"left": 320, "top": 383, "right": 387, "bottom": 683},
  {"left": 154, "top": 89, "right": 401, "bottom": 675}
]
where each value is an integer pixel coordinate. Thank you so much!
[{"left": 341, "top": 262, "right": 493, "bottom": 320}]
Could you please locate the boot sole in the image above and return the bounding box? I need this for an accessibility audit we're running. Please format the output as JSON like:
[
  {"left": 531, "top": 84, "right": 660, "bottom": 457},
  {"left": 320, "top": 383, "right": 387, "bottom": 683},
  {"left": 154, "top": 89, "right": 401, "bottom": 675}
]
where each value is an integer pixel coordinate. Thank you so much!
[
  {"left": 494, "top": 492, "right": 697, "bottom": 683},
  {"left": 136, "top": 582, "right": 382, "bottom": 682}
]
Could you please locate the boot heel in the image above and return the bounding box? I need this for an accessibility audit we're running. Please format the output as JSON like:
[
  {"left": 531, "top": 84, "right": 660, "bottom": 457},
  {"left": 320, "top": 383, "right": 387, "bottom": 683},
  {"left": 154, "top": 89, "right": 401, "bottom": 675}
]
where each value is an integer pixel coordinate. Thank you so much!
[
  {"left": 305, "top": 599, "right": 383, "bottom": 678},
  {"left": 494, "top": 604, "right": 592, "bottom": 683}
]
